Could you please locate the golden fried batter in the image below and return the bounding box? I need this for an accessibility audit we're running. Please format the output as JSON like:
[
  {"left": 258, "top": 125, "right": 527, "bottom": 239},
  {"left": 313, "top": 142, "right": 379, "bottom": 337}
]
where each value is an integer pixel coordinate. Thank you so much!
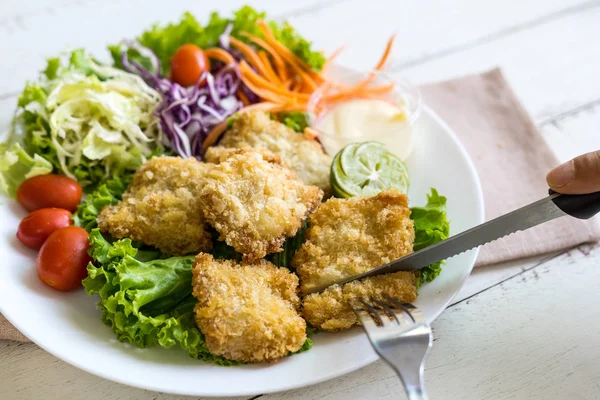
[
  {"left": 292, "top": 190, "right": 415, "bottom": 293},
  {"left": 204, "top": 145, "right": 282, "bottom": 165},
  {"left": 199, "top": 148, "right": 323, "bottom": 260},
  {"left": 98, "top": 156, "right": 213, "bottom": 256},
  {"left": 302, "top": 271, "right": 418, "bottom": 331},
  {"left": 216, "top": 111, "right": 332, "bottom": 193},
  {"left": 192, "top": 253, "right": 306, "bottom": 363}
]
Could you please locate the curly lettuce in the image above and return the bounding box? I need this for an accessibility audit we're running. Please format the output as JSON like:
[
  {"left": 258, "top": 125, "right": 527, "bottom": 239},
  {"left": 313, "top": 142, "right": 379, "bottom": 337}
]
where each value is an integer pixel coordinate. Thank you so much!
[
  {"left": 78, "top": 182, "right": 313, "bottom": 363},
  {"left": 73, "top": 176, "right": 131, "bottom": 231},
  {"left": 410, "top": 189, "right": 451, "bottom": 286},
  {"left": 110, "top": 6, "right": 326, "bottom": 74},
  {"left": 82, "top": 229, "right": 236, "bottom": 365}
]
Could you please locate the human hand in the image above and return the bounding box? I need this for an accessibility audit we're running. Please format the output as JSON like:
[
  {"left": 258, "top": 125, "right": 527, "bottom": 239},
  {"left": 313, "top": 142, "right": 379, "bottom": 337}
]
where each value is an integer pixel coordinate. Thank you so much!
[{"left": 546, "top": 150, "right": 600, "bottom": 194}]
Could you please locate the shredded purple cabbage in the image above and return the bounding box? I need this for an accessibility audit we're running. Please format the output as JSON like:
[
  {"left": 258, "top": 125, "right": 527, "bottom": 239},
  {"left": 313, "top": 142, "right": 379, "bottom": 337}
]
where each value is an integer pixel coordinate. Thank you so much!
[{"left": 120, "top": 41, "right": 250, "bottom": 157}]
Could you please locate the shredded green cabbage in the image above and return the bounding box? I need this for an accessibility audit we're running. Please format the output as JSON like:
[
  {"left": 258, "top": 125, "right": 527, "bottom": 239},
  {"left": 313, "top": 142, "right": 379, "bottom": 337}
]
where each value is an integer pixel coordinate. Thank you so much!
[{"left": 12, "top": 49, "right": 163, "bottom": 190}]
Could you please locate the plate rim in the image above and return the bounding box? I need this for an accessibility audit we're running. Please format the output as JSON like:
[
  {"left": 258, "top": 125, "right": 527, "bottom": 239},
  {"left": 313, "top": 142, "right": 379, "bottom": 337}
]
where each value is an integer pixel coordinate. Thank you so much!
[{"left": 0, "top": 103, "right": 484, "bottom": 397}]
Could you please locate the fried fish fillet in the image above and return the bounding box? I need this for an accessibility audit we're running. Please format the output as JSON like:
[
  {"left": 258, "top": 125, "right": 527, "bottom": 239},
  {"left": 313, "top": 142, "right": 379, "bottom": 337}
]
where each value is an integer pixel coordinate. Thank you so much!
[
  {"left": 213, "top": 111, "right": 332, "bottom": 193},
  {"left": 199, "top": 148, "right": 323, "bottom": 260},
  {"left": 302, "top": 271, "right": 418, "bottom": 331},
  {"left": 98, "top": 156, "right": 213, "bottom": 256},
  {"left": 292, "top": 190, "right": 415, "bottom": 293},
  {"left": 204, "top": 145, "right": 282, "bottom": 165},
  {"left": 192, "top": 253, "right": 306, "bottom": 363}
]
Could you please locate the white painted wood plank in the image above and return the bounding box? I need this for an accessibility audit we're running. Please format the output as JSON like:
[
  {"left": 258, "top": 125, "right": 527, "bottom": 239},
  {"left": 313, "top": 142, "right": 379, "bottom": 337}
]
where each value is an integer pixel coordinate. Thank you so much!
[
  {"left": 0, "top": 341, "right": 246, "bottom": 400},
  {"left": 391, "top": 2, "right": 600, "bottom": 123},
  {"left": 0, "top": 0, "right": 588, "bottom": 96},
  {"left": 451, "top": 251, "right": 561, "bottom": 304},
  {"left": 259, "top": 243, "right": 600, "bottom": 400},
  {"left": 541, "top": 103, "right": 600, "bottom": 163},
  {"left": 288, "top": 0, "right": 590, "bottom": 74}
]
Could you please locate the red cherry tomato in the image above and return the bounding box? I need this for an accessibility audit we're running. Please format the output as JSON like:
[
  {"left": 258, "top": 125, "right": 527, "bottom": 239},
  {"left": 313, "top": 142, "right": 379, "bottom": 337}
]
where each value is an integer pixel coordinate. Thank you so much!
[
  {"left": 36, "top": 226, "right": 91, "bottom": 292},
  {"left": 17, "top": 208, "right": 72, "bottom": 249},
  {"left": 170, "top": 44, "right": 210, "bottom": 87},
  {"left": 17, "top": 174, "right": 82, "bottom": 212}
]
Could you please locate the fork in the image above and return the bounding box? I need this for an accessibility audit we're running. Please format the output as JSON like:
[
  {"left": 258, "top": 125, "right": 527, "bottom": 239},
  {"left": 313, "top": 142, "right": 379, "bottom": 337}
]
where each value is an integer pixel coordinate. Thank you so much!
[{"left": 353, "top": 296, "right": 433, "bottom": 400}]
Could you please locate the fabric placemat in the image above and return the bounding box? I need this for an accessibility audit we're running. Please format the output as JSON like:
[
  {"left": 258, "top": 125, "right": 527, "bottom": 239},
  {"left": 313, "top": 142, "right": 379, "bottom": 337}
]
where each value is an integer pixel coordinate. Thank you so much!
[
  {"left": 420, "top": 68, "right": 600, "bottom": 267},
  {"left": 2, "top": 68, "right": 599, "bottom": 342}
]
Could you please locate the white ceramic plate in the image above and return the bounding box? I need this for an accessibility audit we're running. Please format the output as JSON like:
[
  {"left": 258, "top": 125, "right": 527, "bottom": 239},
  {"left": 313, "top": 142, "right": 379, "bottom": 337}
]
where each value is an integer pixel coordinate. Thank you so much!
[{"left": 0, "top": 104, "right": 484, "bottom": 397}]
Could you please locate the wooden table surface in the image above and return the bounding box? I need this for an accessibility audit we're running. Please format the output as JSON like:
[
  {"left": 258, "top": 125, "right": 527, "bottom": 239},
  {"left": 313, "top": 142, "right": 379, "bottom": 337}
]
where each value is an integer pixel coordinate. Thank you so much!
[{"left": 2, "top": 1, "right": 600, "bottom": 399}]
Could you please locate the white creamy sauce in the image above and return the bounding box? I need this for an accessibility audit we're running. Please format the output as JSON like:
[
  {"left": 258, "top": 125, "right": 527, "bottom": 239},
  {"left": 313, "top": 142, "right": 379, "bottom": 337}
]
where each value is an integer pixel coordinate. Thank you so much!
[{"left": 315, "top": 99, "right": 414, "bottom": 160}]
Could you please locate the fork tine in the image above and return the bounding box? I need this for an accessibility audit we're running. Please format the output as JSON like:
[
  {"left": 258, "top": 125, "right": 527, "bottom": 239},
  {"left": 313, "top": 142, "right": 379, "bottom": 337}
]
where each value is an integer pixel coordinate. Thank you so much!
[
  {"left": 353, "top": 308, "right": 380, "bottom": 330},
  {"left": 371, "top": 298, "right": 399, "bottom": 325},
  {"left": 360, "top": 300, "right": 385, "bottom": 326},
  {"left": 399, "top": 302, "right": 426, "bottom": 324},
  {"left": 383, "top": 296, "right": 426, "bottom": 324}
]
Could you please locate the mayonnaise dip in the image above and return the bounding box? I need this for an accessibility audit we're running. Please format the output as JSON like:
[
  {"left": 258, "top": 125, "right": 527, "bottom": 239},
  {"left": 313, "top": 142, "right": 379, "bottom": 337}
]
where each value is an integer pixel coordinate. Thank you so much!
[{"left": 315, "top": 99, "right": 414, "bottom": 160}]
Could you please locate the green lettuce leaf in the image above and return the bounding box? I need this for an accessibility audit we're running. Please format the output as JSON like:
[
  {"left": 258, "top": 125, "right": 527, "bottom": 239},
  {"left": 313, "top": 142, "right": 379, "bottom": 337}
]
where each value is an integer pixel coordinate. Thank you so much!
[
  {"left": 280, "top": 112, "right": 310, "bottom": 132},
  {"left": 83, "top": 228, "right": 313, "bottom": 363},
  {"left": 110, "top": 6, "right": 325, "bottom": 75},
  {"left": 0, "top": 142, "right": 53, "bottom": 197},
  {"left": 410, "top": 188, "right": 450, "bottom": 286},
  {"left": 73, "top": 176, "right": 131, "bottom": 231},
  {"left": 82, "top": 229, "right": 236, "bottom": 365}
]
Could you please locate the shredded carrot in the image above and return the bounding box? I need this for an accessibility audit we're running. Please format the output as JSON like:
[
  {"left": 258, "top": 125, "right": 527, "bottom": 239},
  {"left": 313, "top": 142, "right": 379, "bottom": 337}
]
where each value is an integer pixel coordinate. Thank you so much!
[
  {"left": 204, "top": 48, "right": 235, "bottom": 64},
  {"left": 258, "top": 50, "right": 282, "bottom": 85},
  {"left": 239, "top": 61, "right": 310, "bottom": 101},
  {"left": 229, "top": 37, "right": 279, "bottom": 87},
  {"left": 374, "top": 34, "right": 395, "bottom": 70},
  {"left": 241, "top": 33, "right": 289, "bottom": 82},
  {"left": 257, "top": 21, "right": 314, "bottom": 74},
  {"left": 326, "top": 45, "right": 346, "bottom": 64},
  {"left": 237, "top": 89, "right": 251, "bottom": 106},
  {"left": 201, "top": 31, "right": 400, "bottom": 148}
]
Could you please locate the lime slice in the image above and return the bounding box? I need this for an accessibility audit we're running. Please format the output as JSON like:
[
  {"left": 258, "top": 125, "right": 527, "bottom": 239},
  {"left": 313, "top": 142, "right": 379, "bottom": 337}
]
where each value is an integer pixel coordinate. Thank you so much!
[{"left": 330, "top": 141, "right": 409, "bottom": 198}]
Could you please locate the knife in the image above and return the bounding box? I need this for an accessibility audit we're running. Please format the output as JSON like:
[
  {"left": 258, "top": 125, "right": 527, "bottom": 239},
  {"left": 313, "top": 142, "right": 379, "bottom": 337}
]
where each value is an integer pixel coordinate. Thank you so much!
[{"left": 304, "top": 190, "right": 600, "bottom": 295}]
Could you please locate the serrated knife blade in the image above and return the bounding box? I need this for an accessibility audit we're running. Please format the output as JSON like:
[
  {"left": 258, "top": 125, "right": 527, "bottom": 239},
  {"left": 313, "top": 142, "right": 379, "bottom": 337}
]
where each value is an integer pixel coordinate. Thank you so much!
[{"left": 304, "top": 191, "right": 600, "bottom": 295}]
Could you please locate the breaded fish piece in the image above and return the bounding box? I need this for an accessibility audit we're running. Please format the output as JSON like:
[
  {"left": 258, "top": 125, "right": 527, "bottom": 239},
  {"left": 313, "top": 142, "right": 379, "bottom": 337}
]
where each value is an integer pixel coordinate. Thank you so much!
[
  {"left": 215, "top": 111, "right": 332, "bottom": 193},
  {"left": 204, "top": 145, "right": 282, "bottom": 165},
  {"left": 192, "top": 253, "right": 306, "bottom": 363},
  {"left": 200, "top": 148, "right": 323, "bottom": 260},
  {"left": 292, "top": 190, "right": 415, "bottom": 293},
  {"left": 302, "top": 271, "right": 418, "bottom": 331},
  {"left": 98, "top": 156, "right": 213, "bottom": 256}
]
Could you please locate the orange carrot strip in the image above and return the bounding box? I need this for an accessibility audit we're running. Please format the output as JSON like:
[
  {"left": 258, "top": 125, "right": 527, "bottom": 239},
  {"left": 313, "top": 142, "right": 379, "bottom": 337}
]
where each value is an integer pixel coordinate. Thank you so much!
[
  {"left": 239, "top": 61, "right": 310, "bottom": 100},
  {"left": 257, "top": 20, "right": 313, "bottom": 72},
  {"left": 374, "top": 34, "right": 396, "bottom": 70},
  {"left": 204, "top": 48, "right": 235, "bottom": 64},
  {"left": 241, "top": 33, "right": 289, "bottom": 82},
  {"left": 326, "top": 45, "right": 346, "bottom": 63},
  {"left": 256, "top": 21, "right": 326, "bottom": 86},
  {"left": 229, "top": 36, "right": 279, "bottom": 86},
  {"left": 258, "top": 50, "right": 282, "bottom": 85},
  {"left": 237, "top": 89, "right": 251, "bottom": 105}
]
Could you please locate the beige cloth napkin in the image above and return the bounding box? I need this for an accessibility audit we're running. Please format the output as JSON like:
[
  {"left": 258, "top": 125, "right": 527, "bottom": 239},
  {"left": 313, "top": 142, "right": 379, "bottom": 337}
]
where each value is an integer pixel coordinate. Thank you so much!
[
  {"left": 2, "top": 68, "right": 599, "bottom": 341},
  {"left": 420, "top": 68, "right": 600, "bottom": 266}
]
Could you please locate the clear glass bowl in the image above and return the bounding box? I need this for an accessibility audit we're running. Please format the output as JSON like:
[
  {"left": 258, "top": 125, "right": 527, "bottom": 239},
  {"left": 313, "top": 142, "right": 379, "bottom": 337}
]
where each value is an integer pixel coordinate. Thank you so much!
[{"left": 307, "top": 70, "right": 422, "bottom": 159}]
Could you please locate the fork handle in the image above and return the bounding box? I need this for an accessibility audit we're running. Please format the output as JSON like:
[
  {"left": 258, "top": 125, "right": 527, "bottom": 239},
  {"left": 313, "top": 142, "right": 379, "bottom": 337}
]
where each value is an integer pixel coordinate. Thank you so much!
[
  {"left": 392, "top": 367, "right": 429, "bottom": 400},
  {"left": 406, "top": 388, "right": 429, "bottom": 400}
]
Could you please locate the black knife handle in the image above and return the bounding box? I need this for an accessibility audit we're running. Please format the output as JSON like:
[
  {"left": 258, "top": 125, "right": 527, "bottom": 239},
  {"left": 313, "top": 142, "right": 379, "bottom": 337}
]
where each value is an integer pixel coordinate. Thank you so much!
[{"left": 549, "top": 189, "right": 600, "bottom": 219}]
